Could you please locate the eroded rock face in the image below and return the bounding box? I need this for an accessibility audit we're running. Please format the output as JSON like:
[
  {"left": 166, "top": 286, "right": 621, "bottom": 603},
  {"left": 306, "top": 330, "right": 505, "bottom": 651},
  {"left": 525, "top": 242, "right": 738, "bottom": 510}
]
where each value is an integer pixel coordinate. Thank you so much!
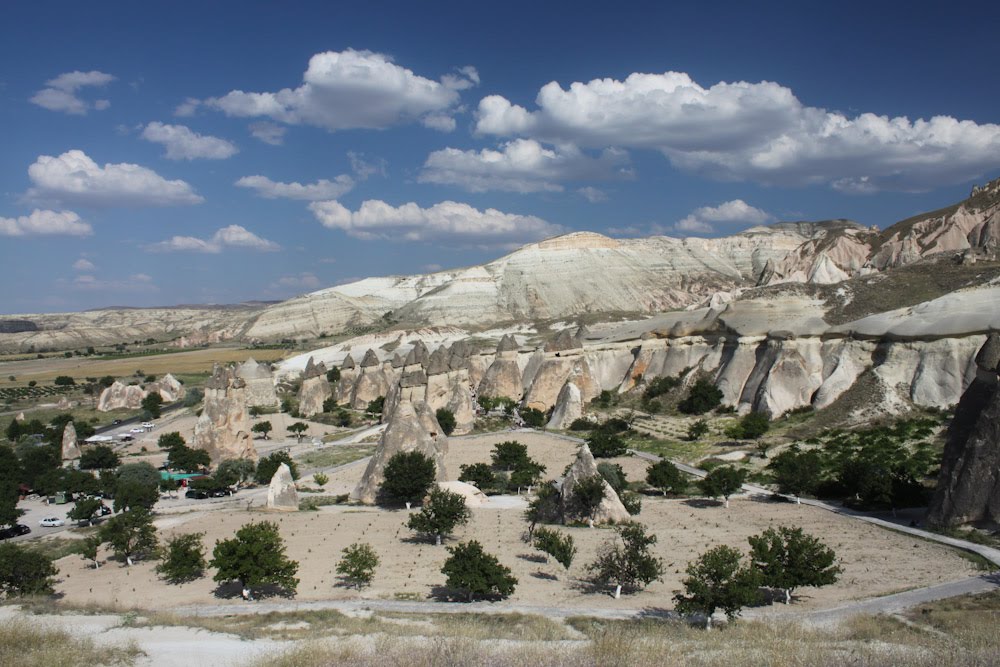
[
  {"left": 350, "top": 399, "right": 447, "bottom": 505},
  {"left": 349, "top": 349, "right": 392, "bottom": 410},
  {"left": 425, "top": 365, "right": 476, "bottom": 435},
  {"left": 193, "top": 364, "right": 257, "bottom": 465},
  {"left": 479, "top": 335, "right": 523, "bottom": 401},
  {"left": 547, "top": 382, "right": 583, "bottom": 430},
  {"left": 522, "top": 353, "right": 600, "bottom": 412},
  {"left": 236, "top": 358, "right": 279, "bottom": 407},
  {"left": 150, "top": 373, "right": 186, "bottom": 403},
  {"left": 561, "top": 444, "right": 630, "bottom": 525},
  {"left": 61, "top": 422, "right": 81, "bottom": 461},
  {"left": 298, "top": 357, "right": 332, "bottom": 417},
  {"left": 97, "top": 381, "right": 146, "bottom": 412},
  {"left": 927, "top": 334, "right": 1000, "bottom": 527},
  {"left": 266, "top": 463, "right": 298, "bottom": 511}
]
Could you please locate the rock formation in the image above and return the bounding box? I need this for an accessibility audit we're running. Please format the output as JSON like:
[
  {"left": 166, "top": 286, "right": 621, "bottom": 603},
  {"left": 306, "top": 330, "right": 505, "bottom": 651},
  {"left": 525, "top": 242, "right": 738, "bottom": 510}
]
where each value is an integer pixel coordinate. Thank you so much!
[
  {"left": 236, "top": 358, "right": 279, "bottom": 407},
  {"left": 334, "top": 354, "right": 358, "bottom": 404},
  {"left": 193, "top": 364, "right": 257, "bottom": 465},
  {"left": 478, "top": 334, "right": 523, "bottom": 401},
  {"left": 149, "top": 373, "right": 186, "bottom": 403},
  {"left": 298, "top": 357, "right": 332, "bottom": 417},
  {"left": 266, "top": 463, "right": 299, "bottom": 511},
  {"left": 546, "top": 382, "right": 583, "bottom": 429},
  {"left": 350, "top": 399, "right": 447, "bottom": 505},
  {"left": 522, "top": 334, "right": 600, "bottom": 411},
  {"left": 927, "top": 334, "right": 1000, "bottom": 527},
  {"left": 97, "top": 381, "right": 147, "bottom": 412},
  {"left": 61, "top": 422, "right": 81, "bottom": 462},
  {"left": 349, "top": 349, "right": 391, "bottom": 410},
  {"left": 561, "top": 444, "right": 631, "bottom": 525},
  {"left": 437, "top": 480, "right": 489, "bottom": 507}
]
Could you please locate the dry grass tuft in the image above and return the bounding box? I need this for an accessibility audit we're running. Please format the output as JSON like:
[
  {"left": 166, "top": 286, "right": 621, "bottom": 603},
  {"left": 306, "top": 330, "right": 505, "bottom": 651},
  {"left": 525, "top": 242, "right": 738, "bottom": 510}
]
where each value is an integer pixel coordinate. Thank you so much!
[{"left": 0, "top": 617, "right": 142, "bottom": 667}]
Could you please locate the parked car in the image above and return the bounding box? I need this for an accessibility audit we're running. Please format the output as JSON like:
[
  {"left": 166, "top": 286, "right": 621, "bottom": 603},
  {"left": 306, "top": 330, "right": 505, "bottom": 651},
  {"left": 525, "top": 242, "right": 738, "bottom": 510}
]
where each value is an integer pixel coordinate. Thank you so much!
[
  {"left": 130, "top": 427, "right": 144, "bottom": 434},
  {"left": 141, "top": 422, "right": 154, "bottom": 430},
  {"left": 210, "top": 488, "right": 235, "bottom": 497},
  {"left": 112, "top": 419, "right": 122, "bottom": 425},
  {"left": 39, "top": 517, "right": 65, "bottom": 527},
  {"left": 96, "top": 504, "right": 112, "bottom": 516},
  {"left": 0, "top": 524, "right": 31, "bottom": 539},
  {"left": 186, "top": 489, "right": 210, "bottom": 499}
]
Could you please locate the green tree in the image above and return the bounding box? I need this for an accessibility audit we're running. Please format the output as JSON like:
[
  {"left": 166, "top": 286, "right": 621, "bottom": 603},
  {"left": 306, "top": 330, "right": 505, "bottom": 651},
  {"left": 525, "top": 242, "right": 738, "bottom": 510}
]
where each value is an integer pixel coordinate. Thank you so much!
[
  {"left": 79, "top": 444, "right": 120, "bottom": 470},
  {"left": 326, "top": 367, "right": 340, "bottom": 384},
  {"left": 674, "top": 545, "right": 762, "bottom": 628},
  {"left": 587, "top": 431, "right": 628, "bottom": 458},
  {"left": 597, "top": 462, "right": 627, "bottom": 495},
  {"left": 249, "top": 405, "right": 263, "bottom": 418},
  {"left": 441, "top": 540, "right": 517, "bottom": 602},
  {"left": 99, "top": 507, "right": 158, "bottom": 566},
  {"left": 509, "top": 458, "right": 546, "bottom": 491},
  {"left": 68, "top": 496, "right": 104, "bottom": 525},
  {"left": 567, "top": 474, "right": 607, "bottom": 525},
  {"left": 141, "top": 392, "right": 163, "bottom": 418},
  {"left": 313, "top": 472, "right": 329, "bottom": 486},
  {"left": 520, "top": 407, "right": 545, "bottom": 428},
  {"left": 646, "top": 459, "right": 687, "bottom": 496},
  {"left": 687, "top": 419, "right": 710, "bottom": 441},
  {"left": 380, "top": 451, "right": 436, "bottom": 506},
  {"left": 490, "top": 441, "right": 528, "bottom": 471},
  {"left": 524, "top": 481, "right": 563, "bottom": 533},
  {"left": 251, "top": 421, "right": 272, "bottom": 440},
  {"left": 678, "top": 379, "right": 723, "bottom": 415},
  {"left": 156, "top": 533, "right": 207, "bottom": 584},
  {"left": 532, "top": 527, "right": 576, "bottom": 571},
  {"left": 114, "top": 463, "right": 161, "bottom": 512},
  {"left": 587, "top": 522, "right": 664, "bottom": 598},
  {"left": 768, "top": 447, "right": 823, "bottom": 500},
  {"left": 725, "top": 412, "right": 770, "bottom": 440},
  {"left": 407, "top": 487, "right": 471, "bottom": 546},
  {"left": 0, "top": 543, "right": 58, "bottom": 596},
  {"left": 255, "top": 451, "right": 299, "bottom": 485},
  {"left": 699, "top": 466, "right": 745, "bottom": 508},
  {"left": 286, "top": 422, "right": 308, "bottom": 442},
  {"left": 211, "top": 521, "right": 299, "bottom": 600},
  {"left": 53, "top": 375, "right": 76, "bottom": 386},
  {"left": 435, "top": 408, "right": 456, "bottom": 436},
  {"left": 157, "top": 432, "right": 186, "bottom": 450},
  {"left": 748, "top": 526, "right": 841, "bottom": 604},
  {"left": 216, "top": 459, "right": 256, "bottom": 488},
  {"left": 167, "top": 443, "right": 210, "bottom": 473},
  {"left": 80, "top": 535, "right": 102, "bottom": 569},
  {"left": 365, "top": 396, "right": 385, "bottom": 418},
  {"left": 336, "top": 542, "right": 379, "bottom": 589},
  {"left": 459, "top": 462, "right": 496, "bottom": 491}
]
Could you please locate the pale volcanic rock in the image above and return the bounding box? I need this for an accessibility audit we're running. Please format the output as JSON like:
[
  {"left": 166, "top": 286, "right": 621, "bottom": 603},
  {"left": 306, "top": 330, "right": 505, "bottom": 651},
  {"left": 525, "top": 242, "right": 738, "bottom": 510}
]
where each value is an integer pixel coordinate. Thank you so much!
[
  {"left": 299, "top": 357, "right": 333, "bottom": 418},
  {"left": 522, "top": 351, "right": 601, "bottom": 412},
  {"left": 436, "top": 481, "right": 488, "bottom": 507},
  {"left": 350, "top": 354, "right": 392, "bottom": 410},
  {"left": 478, "top": 335, "right": 524, "bottom": 401},
  {"left": 812, "top": 339, "right": 874, "bottom": 410},
  {"left": 61, "top": 422, "right": 81, "bottom": 461},
  {"left": 236, "top": 358, "right": 279, "bottom": 407},
  {"left": 749, "top": 337, "right": 826, "bottom": 417},
  {"left": 193, "top": 364, "right": 257, "bottom": 465},
  {"left": 150, "top": 373, "right": 186, "bottom": 403},
  {"left": 350, "top": 399, "right": 447, "bottom": 505},
  {"left": 425, "top": 367, "right": 476, "bottom": 435},
  {"left": 97, "top": 381, "right": 146, "bottom": 412},
  {"left": 561, "top": 444, "right": 631, "bottom": 525},
  {"left": 765, "top": 222, "right": 875, "bottom": 286},
  {"left": 519, "top": 348, "right": 546, "bottom": 393},
  {"left": 546, "top": 381, "right": 583, "bottom": 429},
  {"left": 266, "top": 463, "right": 299, "bottom": 511},
  {"left": 334, "top": 355, "right": 358, "bottom": 404}
]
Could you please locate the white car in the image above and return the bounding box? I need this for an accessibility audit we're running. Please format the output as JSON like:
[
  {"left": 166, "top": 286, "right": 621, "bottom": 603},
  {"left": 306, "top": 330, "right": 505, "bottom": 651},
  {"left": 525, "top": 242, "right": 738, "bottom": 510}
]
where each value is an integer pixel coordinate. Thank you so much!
[
  {"left": 141, "top": 422, "right": 154, "bottom": 429},
  {"left": 39, "top": 517, "right": 65, "bottom": 527},
  {"left": 130, "top": 427, "right": 145, "bottom": 433}
]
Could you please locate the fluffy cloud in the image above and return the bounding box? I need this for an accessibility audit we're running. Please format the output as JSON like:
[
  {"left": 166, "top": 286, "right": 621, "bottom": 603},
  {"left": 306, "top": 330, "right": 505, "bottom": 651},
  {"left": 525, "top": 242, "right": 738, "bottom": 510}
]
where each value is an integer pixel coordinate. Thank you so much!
[
  {"left": 30, "top": 70, "right": 114, "bottom": 114},
  {"left": 174, "top": 98, "right": 200, "bottom": 117},
  {"left": 577, "top": 187, "right": 608, "bottom": 203},
  {"left": 205, "top": 49, "right": 475, "bottom": 132},
  {"left": 675, "top": 199, "right": 773, "bottom": 234},
  {"left": 140, "top": 122, "right": 238, "bottom": 160},
  {"left": 146, "top": 224, "right": 280, "bottom": 253},
  {"left": 419, "top": 139, "right": 631, "bottom": 193},
  {"left": 0, "top": 209, "right": 92, "bottom": 237},
  {"left": 348, "top": 152, "right": 387, "bottom": 179},
  {"left": 474, "top": 71, "right": 1000, "bottom": 192},
  {"left": 26, "top": 150, "right": 203, "bottom": 207},
  {"left": 72, "top": 258, "right": 96, "bottom": 271},
  {"left": 248, "top": 121, "right": 286, "bottom": 145},
  {"left": 235, "top": 174, "right": 354, "bottom": 200},
  {"left": 309, "top": 199, "right": 565, "bottom": 247}
]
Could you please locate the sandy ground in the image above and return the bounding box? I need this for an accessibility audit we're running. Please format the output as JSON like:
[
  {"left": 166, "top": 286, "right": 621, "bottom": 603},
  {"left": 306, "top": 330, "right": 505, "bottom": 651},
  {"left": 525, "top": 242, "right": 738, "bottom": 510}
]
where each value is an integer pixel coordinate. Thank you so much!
[{"left": 51, "top": 431, "right": 978, "bottom": 613}]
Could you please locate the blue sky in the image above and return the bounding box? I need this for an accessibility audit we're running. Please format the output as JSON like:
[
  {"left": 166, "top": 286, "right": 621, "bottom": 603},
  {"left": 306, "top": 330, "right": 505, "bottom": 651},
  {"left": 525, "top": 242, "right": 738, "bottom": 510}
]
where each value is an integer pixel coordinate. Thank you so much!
[{"left": 2, "top": 0, "right": 999, "bottom": 314}]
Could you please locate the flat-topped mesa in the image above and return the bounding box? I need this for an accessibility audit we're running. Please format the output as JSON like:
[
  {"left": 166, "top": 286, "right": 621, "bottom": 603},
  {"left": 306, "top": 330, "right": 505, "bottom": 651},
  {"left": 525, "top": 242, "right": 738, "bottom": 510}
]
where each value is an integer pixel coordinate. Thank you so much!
[
  {"left": 236, "top": 358, "right": 279, "bottom": 407},
  {"left": 561, "top": 444, "right": 631, "bottom": 525},
  {"left": 299, "top": 356, "right": 332, "bottom": 417},
  {"left": 927, "top": 335, "right": 1000, "bottom": 528},
  {"left": 193, "top": 364, "right": 257, "bottom": 465},
  {"left": 350, "top": 398, "right": 448, "bottom": 505}
]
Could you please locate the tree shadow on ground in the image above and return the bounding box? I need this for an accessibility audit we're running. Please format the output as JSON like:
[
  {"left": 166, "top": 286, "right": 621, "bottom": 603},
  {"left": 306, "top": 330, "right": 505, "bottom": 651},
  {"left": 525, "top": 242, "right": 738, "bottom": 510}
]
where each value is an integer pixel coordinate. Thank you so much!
[
  {"left": 212, "top": 581, "right": 297, "bottom": 600},
  {"left": 530, "top": 570, "right": 558, "bottom": 581},
  {"left": 517, "top": 552, "right": 547, "bottom": 563},
  {"left": 428, "top": 585, "right": 506, "bottom": 603},
  {"left": 682, "top": 498, "right": 723, "bottom": 509}
]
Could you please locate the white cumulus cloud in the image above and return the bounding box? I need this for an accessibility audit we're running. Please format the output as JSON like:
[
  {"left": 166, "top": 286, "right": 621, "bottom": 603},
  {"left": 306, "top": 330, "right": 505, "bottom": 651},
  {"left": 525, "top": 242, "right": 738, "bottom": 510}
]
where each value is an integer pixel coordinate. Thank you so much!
[
  {"left": 675, "top": 199, "right": 773, "bottom": 234},
  {"left": 204, "top": 49, "right": 475, "bottom": 133},
  {"left": 30, "top": 70, "right": 115, "bottom": 115},
  {"left": 235, "top": 174, "right": 354, "bottom": 200},
  {"left": 146, "top": 224, "right": 280, "bottom": 253},
  {"left": 419, "top": 139, "right": 631, "bottom": 193},
  {"left": 248, "top": 121, "right": 287, "bottom": 145},
  {"left": 309, "top": 199, "right": 565, "bottom": 247},
  {"left": 72, "top": 258, "right": 96, "bottom": 271},
  {"left": 474, "top": 71, "right": 1000, "bottom": 192},
  {"left": 0, "top": 209, "right": 92, "bottom": 237},
  {"left": 26, "top": 150, "right": 203, "bottom": 207},
  {"left": 140, "top": 122, "right": 238, "bottom": 160}
]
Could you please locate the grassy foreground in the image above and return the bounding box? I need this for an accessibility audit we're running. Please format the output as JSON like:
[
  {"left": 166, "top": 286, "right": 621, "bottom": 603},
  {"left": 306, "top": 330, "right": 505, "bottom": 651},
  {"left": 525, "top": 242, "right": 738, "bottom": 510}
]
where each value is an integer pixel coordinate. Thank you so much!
[{"left": 0, "top": 617, "right": 141, "bottom": 667}]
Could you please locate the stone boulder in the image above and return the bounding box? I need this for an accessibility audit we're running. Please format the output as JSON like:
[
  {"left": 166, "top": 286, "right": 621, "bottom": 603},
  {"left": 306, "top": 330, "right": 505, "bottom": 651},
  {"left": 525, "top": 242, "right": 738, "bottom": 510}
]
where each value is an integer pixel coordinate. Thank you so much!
[
  {"left": 437, "top": 480, "right": 489, "bottom": 507},
  {"left": 61, "top": 422, "right": 81, "bottom": 461},
  {"left": 298, "top": 357, "right": 332, "bottom": 417},
  {"left": 561, "top": 444, "right": 630, "bottom": 525},
  {"left": 350, "top": 399, "right": 447, "bottom": 505},
  {"left": 927, "top": 335, "right": 1000, "bottom": 527},
  {"left": 546, "top": 381, "right": 583, "bottom": 430},
  {"left": 150, "top": 373, "right": 186, "bottom": 403},
  {"left": 193, "top": 364, "right": 257, "bottom": 465},
  {"left": 236, "top": 358, "right": 279, "bottom": 407},
  {"left": 97, "top": 381, "right": 146, "bottom": 412},
  {"left": 266, "top": 463, "right": 299, "bottom": 511}
]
